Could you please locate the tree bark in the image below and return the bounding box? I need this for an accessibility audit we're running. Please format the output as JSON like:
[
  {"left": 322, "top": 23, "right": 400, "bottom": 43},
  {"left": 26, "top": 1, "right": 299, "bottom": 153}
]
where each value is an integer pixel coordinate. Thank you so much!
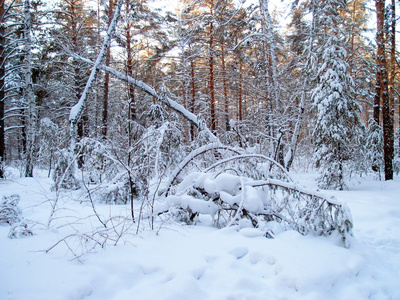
[
  {"left": 376, "top": 0, "right": 394, "bottom": 180},
  {"left": 124, "top": 0, "right": 135, "bottom": 122},
  {"left": 373, "top": 65, "right": 381, "bottom": 124},
  {"left": 260, "top": 0, "right": 280, "bottom": 113},
  {"left": 389, "top": 0, "right": 396, "bottom": 147},
  {"left": 208, "top": 1, "right": 216, "bottom": 133},
  {"left": 221, "top": 43, "right": 229, "bottom": 131},
  {"left": 102, "top": 0, "right": 114, "bottom": 139},
  {"left": 0, "top": 0, "right": 5, "bottom": 178},
  {"left": 190, "top": 58, "right": 196, "bottom": 140},
  {"left": 23, "top": 0, "right": 36, "bottom": 177},
  {"left": 238, "top": 61, "right": 243, "bottom": 121}
]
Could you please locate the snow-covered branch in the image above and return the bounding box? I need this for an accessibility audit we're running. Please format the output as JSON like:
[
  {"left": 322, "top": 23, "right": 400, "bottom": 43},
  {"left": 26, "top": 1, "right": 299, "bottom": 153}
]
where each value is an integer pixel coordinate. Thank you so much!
[
  {"left": 164, "top": 142, "right": 242, "bottom": 196},
  {"left": 205, "top": 154, "right": 293, "bottom": 182},
  {"left": 69, "top": 0, "right": 124, "bottom": 150},
  {"left": 70, "top": 53, "right": 217, "bottom": 142}
]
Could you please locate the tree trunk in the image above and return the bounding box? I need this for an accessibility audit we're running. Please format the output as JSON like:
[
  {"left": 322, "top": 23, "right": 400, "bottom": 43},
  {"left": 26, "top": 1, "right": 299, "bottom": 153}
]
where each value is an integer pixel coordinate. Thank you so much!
[
  {"left": 260, "top": 0, "right": 280, "bottom": 113},
  {"left": 389, "top": 0, "right": 396, "bottom": 146},
  {"left": 23, "top": 0, "right": 36, "bottom": 177},
  {"left": 373, "top": 66, "right": 381, "bottom": 124},
  {"left": 221, "top": 44, "right": 229, "bottom": 131},
  {"left": 238, "top": 61, "right": 243, "bottom": 121},
  {"left": 286, "top": 91, "right": 305, "bottom": 171},
  {"left": 190, "top": 59, "right": 196, "bottom": 140},
  {"left": 376, "top": 0, "right": 394, "bottom": 180},
  {"left": 0, "top": 0, "right": 5, "bottom": 178},
  {"left": 102, "top": 0, "right": 114, "bottom": 139},
  {"left": 208, "top": 1, "right": 216, "bottom": 133},
  {"left": 125, "top": 0, "right": 135, "bottom": 122}
]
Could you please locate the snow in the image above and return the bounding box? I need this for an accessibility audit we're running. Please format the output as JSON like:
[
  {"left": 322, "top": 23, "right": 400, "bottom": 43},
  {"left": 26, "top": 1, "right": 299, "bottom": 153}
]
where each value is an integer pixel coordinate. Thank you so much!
[
  {"left": 165, "top": 195, "right": 218, "bottom": 215},
  {"left": 1, "top": 169, "right": 400, "bottom": 300}
]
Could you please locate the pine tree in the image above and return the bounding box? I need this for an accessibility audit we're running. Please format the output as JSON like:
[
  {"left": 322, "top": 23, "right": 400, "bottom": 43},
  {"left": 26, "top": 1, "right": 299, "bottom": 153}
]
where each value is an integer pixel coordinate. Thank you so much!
[
  {"left": 312, "top": 0, "right": 362, "bottom": 190},
  {"left": 375, "top": 0, "right": 394, "bottom": 181},
  {"left": 101, "top": 0, "right": 114, "bottom": 139}
]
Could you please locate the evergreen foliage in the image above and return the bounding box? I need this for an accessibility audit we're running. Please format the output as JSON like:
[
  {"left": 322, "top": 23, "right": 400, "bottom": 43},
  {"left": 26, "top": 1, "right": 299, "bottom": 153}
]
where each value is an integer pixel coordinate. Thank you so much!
[{"left": 312, "top": 0, "right": 363, "bottom": 190}]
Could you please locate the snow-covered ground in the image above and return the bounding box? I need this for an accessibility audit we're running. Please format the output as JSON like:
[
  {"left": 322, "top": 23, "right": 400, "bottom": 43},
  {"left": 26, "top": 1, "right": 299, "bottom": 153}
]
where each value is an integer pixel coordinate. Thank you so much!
[{"left": 0, "top": 169, "right": 399, "bottom": 300}]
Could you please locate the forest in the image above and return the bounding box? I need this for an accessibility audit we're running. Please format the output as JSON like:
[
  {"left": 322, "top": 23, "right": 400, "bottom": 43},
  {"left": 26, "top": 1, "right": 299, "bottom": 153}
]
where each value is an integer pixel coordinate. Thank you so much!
[
  {"left": 0, "top": 0, "right": 399, "bottom": 247},
  {"left": 0, "top": 0, "right": 400, "bottom": 298}
]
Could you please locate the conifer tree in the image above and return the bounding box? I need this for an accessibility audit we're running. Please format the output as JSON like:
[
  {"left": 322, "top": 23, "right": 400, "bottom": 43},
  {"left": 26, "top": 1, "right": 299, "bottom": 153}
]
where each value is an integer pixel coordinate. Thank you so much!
[
  {"left": 312, "top": 0, "right": 362, "bottom": 190},
  {"left": 375, "top": 0, "right": 394, "bottom": 180}
]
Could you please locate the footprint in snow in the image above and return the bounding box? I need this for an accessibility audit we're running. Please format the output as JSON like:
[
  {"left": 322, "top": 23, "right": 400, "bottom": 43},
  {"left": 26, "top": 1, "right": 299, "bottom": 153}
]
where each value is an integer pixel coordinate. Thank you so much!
[
  {"left": 191, "top": 267, "right": 206, "bottom": 280},
  {"left": 140, "top": 265, "right": 160, "bottom": 275},
  {"left": 249, "top": 252, "right": 263, "bottom": 264},
  {"left": 229, "top": 247, "right": 249, "bottom": 259},
  {"left": 162, "top": 272, "right": 176, "bottom": 283},
  {"left": 267, "top": 256, "right": 277, "bottom": 265},
  {"left": 205, "top": 255, "right": 218, "bottom": 263}
]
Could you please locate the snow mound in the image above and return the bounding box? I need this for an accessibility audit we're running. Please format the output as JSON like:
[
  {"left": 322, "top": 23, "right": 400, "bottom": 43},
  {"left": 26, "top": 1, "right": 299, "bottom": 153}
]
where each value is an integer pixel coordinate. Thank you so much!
[{"left": 0, "top": 172, "right": 399, "bottom": 299}]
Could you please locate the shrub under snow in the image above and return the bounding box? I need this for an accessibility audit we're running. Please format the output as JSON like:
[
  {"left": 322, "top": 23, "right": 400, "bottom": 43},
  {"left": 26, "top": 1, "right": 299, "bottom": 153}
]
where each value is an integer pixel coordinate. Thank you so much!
[
  {"left": 0, "top": 194, "right": 21, "bottom": 225},
  {"left": 0, "top": 194, "right": 33, "bottom": 239},
  {"left": 156, "top": 144, "right": 353, "bottom": 247}
]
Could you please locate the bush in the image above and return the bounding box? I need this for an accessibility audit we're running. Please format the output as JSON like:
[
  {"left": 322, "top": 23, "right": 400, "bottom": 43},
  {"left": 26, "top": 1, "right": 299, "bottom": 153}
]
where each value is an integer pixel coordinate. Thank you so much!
[
  {"left": 156, "top": 144, "right": 353, "bottom": 247},
  {"left": 8, "top": 221, "right": 34, "bottom": 239},
  {"left": 0, "top": 194, "right": 21, "bottom": 225},
  {"left": 0, "top": 194, "right": 33, "bottom": 238}
]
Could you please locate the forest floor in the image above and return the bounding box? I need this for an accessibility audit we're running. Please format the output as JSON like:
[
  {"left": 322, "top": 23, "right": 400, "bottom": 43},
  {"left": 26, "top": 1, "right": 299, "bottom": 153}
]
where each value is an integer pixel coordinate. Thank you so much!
[{"left": 0, "top": 168, "right": 399, "bottom": 300}]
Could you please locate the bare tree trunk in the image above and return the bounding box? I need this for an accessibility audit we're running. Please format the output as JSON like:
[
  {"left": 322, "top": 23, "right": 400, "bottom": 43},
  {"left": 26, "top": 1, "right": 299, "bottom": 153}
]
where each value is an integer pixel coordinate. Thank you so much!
[
  {"left": 177, "top": 12, "right": 190, "bottom": 141},
  {"left": 208, "top": 0, "right": 216, "bottom": 133},
  {"left": 102, "top": 0, "right": 114, "bottom": 139},
  {"left": 209, "top": 29, "right": 216, "bottom": 132},
  {"left": 220, "top": 39, "right": 230, "bottom": 132},
  {"left": 125, "top": 0, "right": 135, "bottom": 122},
  {"left": 286, "top": 92, "right": 305, "bottom": 171},
  {"left": 23, "top": 0, "right": 36, "bottom": 177},
  {"left": 238, "top": 61, "right": 243, "bottom": 121},
  {"left": 376, "top": 0, "right": 394, "bottom": 180},
  {"left": 259, "top": 0, "right": 280, "bottom": 113},
  {"left": 0, "top": 0, "right": 5, "bottom": 178},
  {"left": 374, "top": 66, "right": 381, "bottom": 124},
  {"left": 190, "top": 59, "right": 196, "bottom": 140},
  {"left": 389, "top": 0, "right": 396, "bottom": 146}
]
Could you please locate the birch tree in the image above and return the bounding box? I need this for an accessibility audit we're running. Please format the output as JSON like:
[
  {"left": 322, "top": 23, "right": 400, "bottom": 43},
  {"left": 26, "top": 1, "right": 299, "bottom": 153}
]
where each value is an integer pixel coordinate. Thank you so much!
[{"left": 23, "top": 0, "right": 36, "bottom": 177}]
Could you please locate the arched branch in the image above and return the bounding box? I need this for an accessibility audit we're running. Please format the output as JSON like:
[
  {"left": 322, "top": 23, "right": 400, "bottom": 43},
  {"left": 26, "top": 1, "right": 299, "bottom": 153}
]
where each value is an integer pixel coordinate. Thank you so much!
[
  {"left": 164, "top": 143, "right": 242, "bottom": 196},
  {"left": 204, "top": 154, "right": 293, "bottom": 182}
]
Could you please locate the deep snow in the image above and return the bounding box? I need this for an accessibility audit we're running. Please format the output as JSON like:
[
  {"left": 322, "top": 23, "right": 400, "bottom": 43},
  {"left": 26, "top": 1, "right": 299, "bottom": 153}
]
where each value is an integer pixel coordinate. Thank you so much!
[{"left": 0, "top": 169, "right": 399, "bottom": 300}]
